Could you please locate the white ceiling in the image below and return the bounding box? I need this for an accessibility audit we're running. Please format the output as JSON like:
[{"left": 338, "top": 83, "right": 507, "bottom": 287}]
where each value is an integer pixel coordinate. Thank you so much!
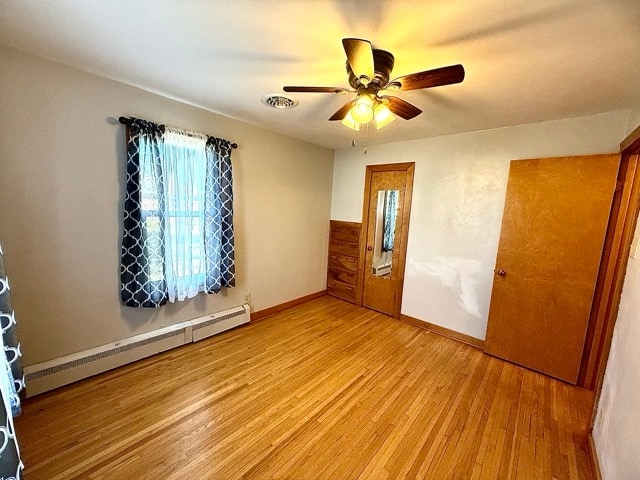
[{"left": 1, "top": 0, "right": 639, "bottom": 149}]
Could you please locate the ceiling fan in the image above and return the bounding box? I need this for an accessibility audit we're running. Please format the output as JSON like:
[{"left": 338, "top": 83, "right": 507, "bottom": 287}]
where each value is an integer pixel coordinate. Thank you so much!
[{"left": 284, "top": 38, "right": 465, "bottom": 131}]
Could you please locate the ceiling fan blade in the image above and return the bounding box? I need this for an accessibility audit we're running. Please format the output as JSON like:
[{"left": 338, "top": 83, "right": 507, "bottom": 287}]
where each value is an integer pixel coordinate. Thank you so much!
[
  {"left": 385, "top": 96, "right": 422, "bottom": 120},
  {"left": 392, "top": 64, "right": 465, "bottom": 91},
  {"left": 329, "top": 100, "right": 357, "bottom": 121},
  {"left": 283, "top": 86, "right": 349, "bottom": 93},
  {"left": 342, "top": 38, "right": 375, "bottom": 80}
]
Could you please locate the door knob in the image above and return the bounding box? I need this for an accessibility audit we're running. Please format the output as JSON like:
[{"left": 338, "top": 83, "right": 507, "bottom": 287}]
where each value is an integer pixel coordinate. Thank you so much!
[
  {"left": 496, "top": 269, "right": 506, "bottom": 276},
  {"left": 367, "top": 246, "right": 373, "bottom": 251}
]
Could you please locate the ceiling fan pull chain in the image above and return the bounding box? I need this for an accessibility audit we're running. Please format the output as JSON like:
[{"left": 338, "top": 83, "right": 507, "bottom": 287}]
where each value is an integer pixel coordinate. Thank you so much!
[{"left": 360, "top": 122, "right": 369, "bottom": 154}]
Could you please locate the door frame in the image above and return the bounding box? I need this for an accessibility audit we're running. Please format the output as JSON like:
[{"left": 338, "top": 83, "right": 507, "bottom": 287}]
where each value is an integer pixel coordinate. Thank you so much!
[
  {"left": 359, "top": 162, "right": 415, "bottom": 318},
  {"left": 587, "top": 124, "right": 640, "bottom": 428}
]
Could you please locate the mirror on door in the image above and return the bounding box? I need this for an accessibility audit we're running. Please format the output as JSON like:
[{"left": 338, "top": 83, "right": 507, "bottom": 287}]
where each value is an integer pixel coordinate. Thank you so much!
[{"left": 371, "top": 189, "right": 399, "bottom": 277}]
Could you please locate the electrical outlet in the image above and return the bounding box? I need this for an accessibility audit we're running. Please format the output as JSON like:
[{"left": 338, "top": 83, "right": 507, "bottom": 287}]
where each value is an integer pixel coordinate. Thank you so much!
[{"left": 244, "top": 293, "right": 252, "bottom": 304}]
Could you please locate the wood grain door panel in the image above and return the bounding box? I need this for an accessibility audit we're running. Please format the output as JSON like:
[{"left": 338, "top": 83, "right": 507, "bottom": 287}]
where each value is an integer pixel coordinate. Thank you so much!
[
  {"left": 485, "top": 155, "right": 620, "bottom": 383},
  {"left": 362, "top": 171, "right": 406, "bottom": 315},
  {"left": 360, "top": 164, "right": 414, "bottom": 318}
]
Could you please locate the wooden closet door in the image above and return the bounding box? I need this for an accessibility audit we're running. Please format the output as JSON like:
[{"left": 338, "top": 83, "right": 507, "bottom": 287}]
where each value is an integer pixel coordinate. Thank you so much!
[
  {"left": 485, "top": 155, "right": 619, "bottom": 383},
  {"left": 360, "top": 163, "right": 414, "bottom": 318},
  {"left": 362, "top": 170, "right": 407, "bottom": 316}
]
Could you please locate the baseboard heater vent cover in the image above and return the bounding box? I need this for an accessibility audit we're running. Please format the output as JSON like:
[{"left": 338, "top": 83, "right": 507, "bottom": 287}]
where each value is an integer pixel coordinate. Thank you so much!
[
  {"left": 191, "top": 304, "right": 250, "bottom": 342},
  {"left": 24, "top": 304, "right": 250, "bottom": 397}
]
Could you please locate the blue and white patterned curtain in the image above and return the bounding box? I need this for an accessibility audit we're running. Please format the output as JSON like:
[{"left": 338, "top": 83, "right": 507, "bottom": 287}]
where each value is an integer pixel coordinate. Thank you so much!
[
  {"left": 121, "top": 118, "right": 235, "bottom": 308},
  {"left": 121, "top": 119, "right": 167, "bottom": 307},
  {"left": 382, "top": 190, "right": 398, "bottom": 252},
  {"left": 0, "top": 245, "right": 25, "bottom": 478},
  {"left": 204, "top": 138, "right": 236, "bottom": 294}
]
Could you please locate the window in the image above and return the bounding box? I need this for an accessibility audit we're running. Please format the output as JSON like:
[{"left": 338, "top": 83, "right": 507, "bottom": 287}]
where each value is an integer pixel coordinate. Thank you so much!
[{"left": 121, "top": 118, "right": 235, "bottom": 308}]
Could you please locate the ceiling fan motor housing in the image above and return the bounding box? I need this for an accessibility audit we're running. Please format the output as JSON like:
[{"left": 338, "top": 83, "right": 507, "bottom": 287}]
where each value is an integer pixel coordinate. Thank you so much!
[{"left": 347, "top": 49, "right": 395, "bottom": 91}]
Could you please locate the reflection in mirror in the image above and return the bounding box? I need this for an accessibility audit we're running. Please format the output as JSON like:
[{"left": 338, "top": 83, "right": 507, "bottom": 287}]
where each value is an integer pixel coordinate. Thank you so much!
[{"left": 372, "top": 189, "right": 399, "bottom": 277}]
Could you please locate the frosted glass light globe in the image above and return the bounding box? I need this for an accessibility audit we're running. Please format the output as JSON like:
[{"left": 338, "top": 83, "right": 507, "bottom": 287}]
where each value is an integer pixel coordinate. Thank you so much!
[{"left": 351, "top": 96, "right": 374, "bottom": 124}]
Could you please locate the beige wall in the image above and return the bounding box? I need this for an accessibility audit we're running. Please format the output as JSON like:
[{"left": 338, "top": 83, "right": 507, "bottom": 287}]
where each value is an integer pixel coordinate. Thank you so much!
[
  {"left": 627, "top": 101, "right": 640, "bottom": 134},
  {"left": 331, "top": 112, "right": 630, "bottom": 339},
  {"left": 593, "top": 117, "right": 640, "bottom": 480},
  {"left": 0, "top": 46, "right": 334, "bottom": 365}
]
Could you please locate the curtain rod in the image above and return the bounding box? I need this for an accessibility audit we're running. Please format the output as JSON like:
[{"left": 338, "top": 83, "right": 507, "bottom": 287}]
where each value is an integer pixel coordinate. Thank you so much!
[{"left": 118, "top": 116, "right": 238, "bottom": 149}]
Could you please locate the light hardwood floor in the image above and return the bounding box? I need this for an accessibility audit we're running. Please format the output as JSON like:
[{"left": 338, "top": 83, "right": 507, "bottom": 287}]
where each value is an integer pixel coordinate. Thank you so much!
[{"left": 15, "top": 296, "right": 596, "bottom": 479}]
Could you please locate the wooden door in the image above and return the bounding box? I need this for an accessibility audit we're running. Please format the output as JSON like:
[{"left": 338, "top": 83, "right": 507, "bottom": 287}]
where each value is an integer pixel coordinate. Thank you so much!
[
  {"left": 485, "top": 155, "right": 620, "bottom": 383},
  {"left": 360, "top": 163, "right": 414, "bottom": 317}
]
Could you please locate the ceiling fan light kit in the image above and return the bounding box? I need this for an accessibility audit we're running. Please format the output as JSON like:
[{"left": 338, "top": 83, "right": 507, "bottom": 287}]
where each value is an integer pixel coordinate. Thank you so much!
[
  {"left": 342, "top": 95, "right": 396, "bottom": 131},
  {"left": 373, "top": 102, "right": 395, "bottom": 130},
  {"left": 351, "top": 94, "right": 375, "bottom": 123},
  {"left": 283, "top": 38, "right": 465, "bottom": 133},
  {"left": 341, "top": 110, "right": 360, "bottom": 131}
]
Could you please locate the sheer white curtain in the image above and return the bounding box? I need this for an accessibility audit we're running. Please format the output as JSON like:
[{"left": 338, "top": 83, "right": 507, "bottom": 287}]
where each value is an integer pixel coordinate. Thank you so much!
[{"left": 161, "top": 128, "right": 208, "bottom": 302}]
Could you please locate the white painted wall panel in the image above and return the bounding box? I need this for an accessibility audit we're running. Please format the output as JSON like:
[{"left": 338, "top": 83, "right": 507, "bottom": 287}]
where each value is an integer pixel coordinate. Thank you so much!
[{"left": 331, "top": 112, "right": 629, "bottom": 339}]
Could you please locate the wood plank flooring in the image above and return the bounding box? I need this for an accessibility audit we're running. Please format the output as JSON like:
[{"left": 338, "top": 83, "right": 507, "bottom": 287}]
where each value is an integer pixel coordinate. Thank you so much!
[{"left": 15, "top": 296, "right": 596, "bottom": 479}]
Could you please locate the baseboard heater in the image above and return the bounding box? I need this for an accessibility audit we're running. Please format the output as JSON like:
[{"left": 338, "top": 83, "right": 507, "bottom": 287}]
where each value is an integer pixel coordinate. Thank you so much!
[
  {"left": 372, "top": 262, "right": 392, "bottom": 276},
  {"left": 24, "top": 304, "right": 250, "bottom": 397}
]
